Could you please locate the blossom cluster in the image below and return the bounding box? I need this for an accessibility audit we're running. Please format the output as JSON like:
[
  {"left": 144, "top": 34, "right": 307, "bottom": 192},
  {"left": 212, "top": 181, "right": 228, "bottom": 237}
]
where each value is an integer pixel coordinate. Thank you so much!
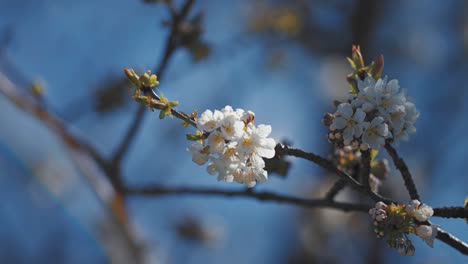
[
  {"left": 187, "top": 106, "right": 276, "bottom": 187},
  {"left": 369, "top": 200, "right": 437, "bottom": 256},
  {"left": 327, "top": 77, "right": 419, "bottom": 150}
]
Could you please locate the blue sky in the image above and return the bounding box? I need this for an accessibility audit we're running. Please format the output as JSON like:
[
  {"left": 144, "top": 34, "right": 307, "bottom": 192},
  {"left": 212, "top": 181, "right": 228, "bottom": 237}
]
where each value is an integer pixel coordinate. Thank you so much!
[{"left": 0, "top": 0, "right": 467, "bottom": 263}]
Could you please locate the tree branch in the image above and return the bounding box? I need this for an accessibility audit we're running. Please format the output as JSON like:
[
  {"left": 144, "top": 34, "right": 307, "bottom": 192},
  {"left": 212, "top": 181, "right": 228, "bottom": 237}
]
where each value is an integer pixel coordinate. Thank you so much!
[
  {"left": 111, "top": 0, "right": 196, "bottom": 166},
  {"left": 275, "top": 144, "right": 393, "bottom": 204},
  {"left": 125, "top": 184, "right": 370, "bottom": 212},
  {"left": 433, "top": 207, "right": 468, "bottom": 219},
  {"left": 360, "top": 150, "right": 371, "bottom": 188},
  {"left": 384, "top": 142, "right": 420, "bottom": 201},
  {"left": 436, "top": 227, "right": 468, "bottom": 255},
  {"left": 324, "top": 179, "right": 347, "bottom": 200},
  {"left": 0, "top": 71, "right": 146, "bottom": 262}
]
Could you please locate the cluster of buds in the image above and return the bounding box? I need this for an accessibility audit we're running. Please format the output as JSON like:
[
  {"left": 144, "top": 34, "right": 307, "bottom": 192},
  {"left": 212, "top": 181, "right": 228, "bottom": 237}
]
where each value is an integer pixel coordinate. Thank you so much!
[
  {"left": 323, "top": 46, "right": 419, "bottom": 151},
  {"left": 369, "top": 200, "right": 437, "bottom": 256},
  {"left": 124, "top": 68, "right": 179, "bottom": 119},
  {"left": 187, "top": 105, "right": 276, "bottom": 187},
  {"left": 332, "top": 146, "right": 389, "bottom": 193}
]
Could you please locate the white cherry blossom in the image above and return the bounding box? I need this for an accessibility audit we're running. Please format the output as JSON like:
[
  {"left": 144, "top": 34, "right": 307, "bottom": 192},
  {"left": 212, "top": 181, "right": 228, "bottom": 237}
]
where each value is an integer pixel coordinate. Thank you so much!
[
  {"left": 330, "top": 103, "right": 367, "bottom": 142},
  {"left": 361, "top": 117, "right": 390, "bottom": 149},
  {"left": 187, "top": 143, "right": 209, "bottom": 165},
  {"left": 188, "top": 106, "right": 276, "bottom": 187},
  {"left": 414, "top": 204, "right": 434, "bottom": 222},
  {"left": 197, "top": 109, "right": 224, "bottom": 132}
]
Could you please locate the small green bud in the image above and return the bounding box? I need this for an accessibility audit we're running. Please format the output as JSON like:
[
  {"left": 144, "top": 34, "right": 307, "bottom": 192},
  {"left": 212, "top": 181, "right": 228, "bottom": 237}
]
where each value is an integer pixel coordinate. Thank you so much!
[
  {"left": 371, "top": 55, "right": 384, "bottom": 80},
  {"left": 31, "top": 81, "right": 44, "bottom": 98},
  {"left": 351, "top": 45, "right": 364, "bottom": 69},
  {"left": 140, "top": 71, "right": 159, "bottom": 88},
  {"left": 186, "top": 130, "right": 205, "bottom": 144},
  {"left": 124, "top": 68, "right": 141, "bottom": 88},
  {"left": 158, "top": 92, "right": 178, "bottom": 119}
]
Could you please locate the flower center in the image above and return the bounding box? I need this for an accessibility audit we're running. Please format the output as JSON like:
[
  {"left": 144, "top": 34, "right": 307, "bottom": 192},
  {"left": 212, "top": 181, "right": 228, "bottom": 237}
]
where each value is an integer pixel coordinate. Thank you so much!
[{"left": 243, "top": 137, "right": 253, "bottom": 148}]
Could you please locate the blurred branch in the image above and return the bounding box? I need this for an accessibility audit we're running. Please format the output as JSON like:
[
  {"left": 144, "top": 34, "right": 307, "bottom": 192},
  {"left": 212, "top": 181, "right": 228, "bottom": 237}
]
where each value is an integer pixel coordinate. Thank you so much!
[
  {"left": 324, "top": 179, "right": 347, "bottom": 200},
  {"left": 0, "top": 72, "right": 145, "bottom": 263},
  {"left": 0, "top": 72, "right": 107, "bottom": 170},
  {"left": 125, "top": 184, "right": 370, "bottom": 212},
  {"left": 384, "top": 142, "right": 420, "bottom": 201},
  {"left": 111, "top": 0, "right": 195, "bottom": 167}
]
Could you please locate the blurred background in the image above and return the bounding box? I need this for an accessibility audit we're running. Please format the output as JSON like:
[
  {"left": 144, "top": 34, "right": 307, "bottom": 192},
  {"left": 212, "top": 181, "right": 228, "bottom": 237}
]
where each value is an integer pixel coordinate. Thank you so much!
[{"left": 0, "top": 0, "right": 467, "bottom": 263}]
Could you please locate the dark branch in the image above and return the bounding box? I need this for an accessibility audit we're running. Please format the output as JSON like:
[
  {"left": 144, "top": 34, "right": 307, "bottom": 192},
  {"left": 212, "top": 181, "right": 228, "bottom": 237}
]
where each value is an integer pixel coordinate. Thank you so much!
[
  {"left": 125, "top": 184, "right": 370, "bottom": 212},
  {"left": 360, "top": 150, "right": 371, "bottom": 188},
  {"left": 433, "top": 207, "right": 468, "bottom": 219},
  {"left": 384, "top": 142, "right": 420, "bottom": 200},
  {"left": 111, "top": 0, "right": 196, "bottom": 166},
  {"left": 324, "top": 179, "right": 347, "bottom": 200},
  {"left": 275, "top": 144, "right": 392, "bottom": 204},
  {"left": 436, "top": 228, "right": 468, "bottom": 255}
]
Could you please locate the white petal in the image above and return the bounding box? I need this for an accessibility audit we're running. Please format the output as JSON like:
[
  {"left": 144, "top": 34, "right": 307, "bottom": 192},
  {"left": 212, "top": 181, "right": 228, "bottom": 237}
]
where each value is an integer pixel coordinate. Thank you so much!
[
  {"left": 330, "top": 117, "right": 347, "bottom": 130},
  {"left": 250, "top": 153, "right": 265, "bottom": 168},
  {"left": 257, "top": 138, "right": 276, "bottom": 158},
  {"left": 371, "top": 117, "right": 384, "bottom": 127},
  {"left": 255, "top": 124, "right": 272, "bottom": 138},
  {"left": 353, "top": 108, "right": 366, "bottom": 123},
  {"left": 337, "top": 103, "right": 353, "bottom": 118},
  {"left": 246, "top": 181, "right": 256, "bottom": 188},
  {"left": 255, "top": 169, "right": 268, "bottom": 183},
  {"left": 362, "top": 102, "right": 374, "bottom": 112},
  {"left": 343, "top": 127, "right": 354, "bottom": 142}
]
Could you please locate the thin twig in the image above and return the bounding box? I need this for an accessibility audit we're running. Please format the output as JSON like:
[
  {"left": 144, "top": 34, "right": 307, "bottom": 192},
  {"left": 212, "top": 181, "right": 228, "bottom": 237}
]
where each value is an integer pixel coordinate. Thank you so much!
[
  {"left": 433, "top": 207, "right": 468, "bottom": 219},
  {"left": 384, "top": 142, "right": 420, "bottom": 201},
  {"left": 125, "top": 185, "right": 370, "bottom": 212},
  {"left": 275, "top": 144, "right": 393, "bottom": 204},
  {"left": 111, "top": 0, "right": 196, "bottom": 166}
]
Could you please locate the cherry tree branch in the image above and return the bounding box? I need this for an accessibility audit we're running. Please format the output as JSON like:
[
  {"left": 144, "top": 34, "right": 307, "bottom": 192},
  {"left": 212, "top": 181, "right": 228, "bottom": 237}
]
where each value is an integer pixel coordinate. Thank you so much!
[
  {"left": 275, "top": 144, "right": 393, "bottom": 204},
  {"left": 111, "top": 0, "right": 196, "bottom": 167},
  {"left": 433, "top": 207, "right": 468, "bottom": 219},
  {"left": 436, "top": 228, "right": 468, "bottom": 255},
  {"left": 325, "top": 179, "right": 347, "bottom": 200},
  {"left": 0, "top": 72, "right": 145, "bottom": 263},
  {"left": 125, "top": 184, "right": 370, "bottom": 212},
  {"left": 360, "top": 150, "right": 371, "bottom": 188},
  {"left": 384, "top": 142, "right": 420, "bottom": 200}
]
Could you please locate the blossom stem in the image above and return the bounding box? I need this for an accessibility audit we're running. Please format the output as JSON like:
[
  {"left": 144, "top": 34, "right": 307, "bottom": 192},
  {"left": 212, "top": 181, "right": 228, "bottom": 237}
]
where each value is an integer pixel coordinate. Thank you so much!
[
  {"left": 125, "top": 185, "right": 370, "bottom": 212},
  {"left": 384, "top": 142, "right": 420, "bottom": 200},
  {"left": 275, "top": 144, "right": 392, "bottom": 204}
]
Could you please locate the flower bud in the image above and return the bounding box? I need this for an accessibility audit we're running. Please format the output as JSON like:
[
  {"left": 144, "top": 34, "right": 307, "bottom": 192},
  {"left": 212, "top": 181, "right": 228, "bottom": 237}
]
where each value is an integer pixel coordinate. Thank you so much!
[
  {"left": 343, "top": 146, "right": 353, "bottom": 152},
  {"left": 376, "top": 214, "right": 386, "bottom": 222},
  {"left": 414, "top": 204, "right": 434, "bottom": 222},
  {"left": 397, "top": 242, "right": 407, "bottom": 256},
  {"left": 322, "top": 113, "right": 334, "bottom": 127},
  {"left": 415, "top": 225, "right": 432, "bottom": 239},
  {"left": 375, "top": 201, "right": 387, "bottom": 210},
  {"left": 406, "top": 241, "right": 415, "bottom": 256}
]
